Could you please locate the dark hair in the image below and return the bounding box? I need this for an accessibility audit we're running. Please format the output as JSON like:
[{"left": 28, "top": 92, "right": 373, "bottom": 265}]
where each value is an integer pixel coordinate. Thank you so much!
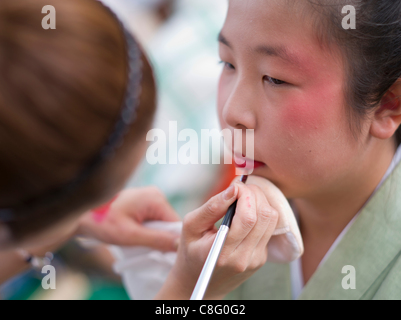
[
  {"left": 304, "top": 0, "right": 401, "bottom": 145},
  {"left": 0, "top": 0, "right": 156, "bottom": 242}
]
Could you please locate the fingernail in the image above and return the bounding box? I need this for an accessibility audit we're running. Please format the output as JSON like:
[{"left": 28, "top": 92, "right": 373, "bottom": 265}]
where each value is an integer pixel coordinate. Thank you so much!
[{"left": 223, "top": 185, "right": 236, "bottom": 201}]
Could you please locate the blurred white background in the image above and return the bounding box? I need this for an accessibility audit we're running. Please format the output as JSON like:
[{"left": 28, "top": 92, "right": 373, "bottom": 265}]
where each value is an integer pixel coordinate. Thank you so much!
[{"left": 103, "top": 0, "right": 229, "bottom": 217}]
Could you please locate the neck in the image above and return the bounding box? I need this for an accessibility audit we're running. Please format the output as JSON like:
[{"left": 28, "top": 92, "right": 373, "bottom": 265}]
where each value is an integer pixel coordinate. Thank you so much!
[{"left": 293, "top": 139, "right": 397, "bottom": 242}]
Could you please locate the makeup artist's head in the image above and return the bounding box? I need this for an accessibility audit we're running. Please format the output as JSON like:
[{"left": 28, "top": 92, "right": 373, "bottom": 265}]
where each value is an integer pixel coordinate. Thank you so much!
[
  {"left": 218, "top": 0, "right": 401, "bottom": 200},
  {"left": 0, "top": 0, "right": 156, "bottom": 248}
]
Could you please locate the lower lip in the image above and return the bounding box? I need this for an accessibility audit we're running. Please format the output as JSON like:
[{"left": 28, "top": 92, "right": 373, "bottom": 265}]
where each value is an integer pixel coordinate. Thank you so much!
[
  {"left": 234, "top": 159, "right": 266, "bottom": 169},
  {"left": 253, "top": 161, "right": 266, "bottom": 169}
]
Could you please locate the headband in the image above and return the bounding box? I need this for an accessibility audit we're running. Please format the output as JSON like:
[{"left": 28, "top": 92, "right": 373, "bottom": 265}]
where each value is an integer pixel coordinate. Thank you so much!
[{"left": 0, "top": 4, "right": 143, "bottom": 223}]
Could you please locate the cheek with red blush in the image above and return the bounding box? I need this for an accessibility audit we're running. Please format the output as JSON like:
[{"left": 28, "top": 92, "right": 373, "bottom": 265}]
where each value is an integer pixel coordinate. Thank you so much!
[
  {"left": 261, "top": 90, "right": 345, "bottom": 176},
  {"left": 278, "top": 81, "right": 346, "bottom": 145},
  {"left": 280, "top": 97, "right": 328, "bottom": 138}
]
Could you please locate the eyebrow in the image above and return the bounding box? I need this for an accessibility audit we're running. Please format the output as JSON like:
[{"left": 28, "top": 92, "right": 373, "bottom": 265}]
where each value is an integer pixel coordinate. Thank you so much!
[
  {"left": 218, "top": 32, "right": 301, "bottom": 66},
  {"left": 218, "top": 32, "right": 231, "bottom": 47}
]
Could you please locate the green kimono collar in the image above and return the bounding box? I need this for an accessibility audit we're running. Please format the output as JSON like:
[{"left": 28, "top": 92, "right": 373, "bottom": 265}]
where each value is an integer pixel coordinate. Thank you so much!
[{"left": 299, "top": 160, "right": 401, "bottom": 299}]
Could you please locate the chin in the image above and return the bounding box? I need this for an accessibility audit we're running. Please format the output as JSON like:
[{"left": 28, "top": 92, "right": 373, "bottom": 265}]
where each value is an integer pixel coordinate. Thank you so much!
[{"left": 248, "top": 169, "right": 294, "bottom": 199}]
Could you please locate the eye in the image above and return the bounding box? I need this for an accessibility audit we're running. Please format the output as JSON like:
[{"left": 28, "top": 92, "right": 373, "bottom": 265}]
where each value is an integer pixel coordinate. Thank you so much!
[
  {"left": 263, "top": 75, "right": 286, "bottom": 86},
  {"left": 219, "top": 60, "right": 235, "bottom": 70}
]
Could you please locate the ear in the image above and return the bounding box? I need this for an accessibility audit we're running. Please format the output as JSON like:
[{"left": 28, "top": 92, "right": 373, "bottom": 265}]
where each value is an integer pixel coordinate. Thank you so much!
[{"left": 370, "top": 80, "right": 401, "bottom": 140}]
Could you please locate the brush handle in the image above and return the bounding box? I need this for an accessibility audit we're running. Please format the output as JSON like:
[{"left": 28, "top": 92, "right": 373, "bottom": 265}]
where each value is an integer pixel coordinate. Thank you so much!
[
  {"left": 190, "top": 175, "right": 248, "bottom": 300},
  {"left": 190, "top": 225, "right": 230, "bottom": 300},
  {"left": 221, "top": 175, "right": 247, "bottom": 228},
  {"left": 221, "top": 200, "right": 237, "bottom": 228}
]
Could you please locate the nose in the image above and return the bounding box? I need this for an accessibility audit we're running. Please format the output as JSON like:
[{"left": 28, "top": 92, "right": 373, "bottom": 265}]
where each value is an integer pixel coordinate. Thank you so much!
[{"left": 221, "top": 76, "right": 257, "bottom": 131}]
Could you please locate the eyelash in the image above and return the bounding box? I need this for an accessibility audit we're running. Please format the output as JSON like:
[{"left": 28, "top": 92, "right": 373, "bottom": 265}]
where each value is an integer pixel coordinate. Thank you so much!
[
  {"left": 263, "top": 76, "right": 287, "bottom": 86},
  {"left": 219, "top": 60, "right": 235, "bottom": 70},
  {"left": 219, "top": 61, "right": 287, "bottom": 86}
]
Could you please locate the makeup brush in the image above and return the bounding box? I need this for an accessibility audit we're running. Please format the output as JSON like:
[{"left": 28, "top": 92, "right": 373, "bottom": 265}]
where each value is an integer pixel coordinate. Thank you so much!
[{"left": 190, "top": 175, "right": 248, "bottom": 300}]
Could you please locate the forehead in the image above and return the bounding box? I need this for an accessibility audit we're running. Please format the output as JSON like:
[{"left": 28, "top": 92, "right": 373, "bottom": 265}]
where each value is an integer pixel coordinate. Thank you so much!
[
  {"left": 224, "top": 0, "right": 309, "bottom": 37},
  {"left": 221, "top": 0, "right": 343, "bottom": 77}
]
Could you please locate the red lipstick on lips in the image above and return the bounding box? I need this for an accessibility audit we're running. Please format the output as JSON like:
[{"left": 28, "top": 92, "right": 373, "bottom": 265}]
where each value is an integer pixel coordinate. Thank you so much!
[
  {"left": 234, "top": 154, "right": 266, "bottom": 169},
  {"left": 251, "top": 160, "right": 266, "bottom": 169}
]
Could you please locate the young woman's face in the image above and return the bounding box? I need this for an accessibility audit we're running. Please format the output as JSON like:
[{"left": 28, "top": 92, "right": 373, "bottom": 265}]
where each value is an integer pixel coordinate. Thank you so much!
[{"left": 218, "top": 0, "right": 370, "bottom": 199}]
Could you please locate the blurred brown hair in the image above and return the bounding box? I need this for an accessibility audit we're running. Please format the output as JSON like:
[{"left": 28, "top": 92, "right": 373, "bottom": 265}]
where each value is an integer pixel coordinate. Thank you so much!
[{"left": 0, "top": 0, "right": 156, "bottom": 241}]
